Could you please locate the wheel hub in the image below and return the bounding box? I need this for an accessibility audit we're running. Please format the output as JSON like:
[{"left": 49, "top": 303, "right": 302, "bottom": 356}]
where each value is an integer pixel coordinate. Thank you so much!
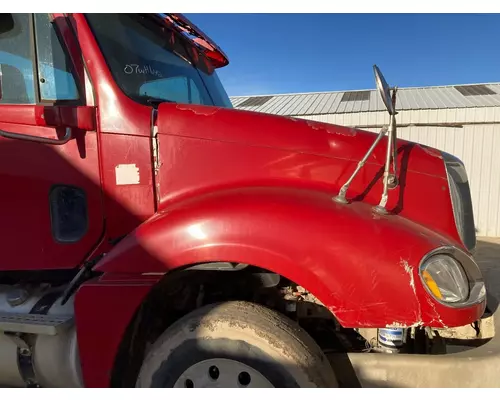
[{"left": 173, "top": 358, "right": 274, "bottom": 388}]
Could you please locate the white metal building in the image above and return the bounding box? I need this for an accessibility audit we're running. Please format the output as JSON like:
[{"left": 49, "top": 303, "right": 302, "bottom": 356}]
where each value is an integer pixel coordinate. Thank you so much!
[{"left": 230, "top": 83, "right": 500, "bottom": 237}]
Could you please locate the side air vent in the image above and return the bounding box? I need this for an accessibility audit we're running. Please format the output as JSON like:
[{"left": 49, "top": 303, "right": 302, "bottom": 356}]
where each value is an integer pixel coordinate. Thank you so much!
[{"left": 49, "top": 185, "right": 88, "bottom": 243}]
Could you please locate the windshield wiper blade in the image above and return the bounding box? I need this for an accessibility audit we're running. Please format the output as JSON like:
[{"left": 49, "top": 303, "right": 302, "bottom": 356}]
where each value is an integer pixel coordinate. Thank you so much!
[{"left": 139, "top": 95, "right": 175, "bottom": 107}]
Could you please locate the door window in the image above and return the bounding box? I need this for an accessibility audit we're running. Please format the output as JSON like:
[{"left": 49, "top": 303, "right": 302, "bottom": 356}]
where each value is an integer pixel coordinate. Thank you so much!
[
  {"left": 34, "top": 13, "right": 79, "bottom": 101},
  {"left": 0, "top": 13, "right": 79, "bottom": 104},
  {"left": 0, "top": 13, "right": 35, "bottom": 104}
]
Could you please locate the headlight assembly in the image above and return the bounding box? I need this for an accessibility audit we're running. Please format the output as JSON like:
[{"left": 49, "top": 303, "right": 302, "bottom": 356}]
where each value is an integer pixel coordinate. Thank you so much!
[
  {"left": 420, "top": 254, "right": 469, "bottom": 303},
  {"left": 419, "top": 246, "right": 486, "bottom": 307}
]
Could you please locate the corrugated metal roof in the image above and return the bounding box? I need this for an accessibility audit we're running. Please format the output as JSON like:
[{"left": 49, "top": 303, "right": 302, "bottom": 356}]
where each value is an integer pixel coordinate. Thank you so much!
[{"left": 230, "top": 83, "right": 500, "bottom": 116}]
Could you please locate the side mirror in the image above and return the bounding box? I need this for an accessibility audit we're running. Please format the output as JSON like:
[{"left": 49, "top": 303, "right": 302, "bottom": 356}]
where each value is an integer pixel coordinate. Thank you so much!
[
  {"left": 373, "top": 65, "right": 395, "bottom": 116},
  {"left": 334, "top": 65, "right": 399, "bottom": 210}
]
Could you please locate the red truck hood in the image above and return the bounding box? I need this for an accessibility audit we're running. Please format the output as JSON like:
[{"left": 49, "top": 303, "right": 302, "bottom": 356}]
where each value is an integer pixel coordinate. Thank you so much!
[
  {"left": 155, "top": 103, "right": 460, "bottom": 246},
  {"left": 156, "top": 103, "right": 445, "bottom": 177}
]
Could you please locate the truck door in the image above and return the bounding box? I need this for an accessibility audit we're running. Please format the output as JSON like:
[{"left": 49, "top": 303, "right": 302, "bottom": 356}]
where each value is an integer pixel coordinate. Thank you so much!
[{"left": 0, "top": 13, "right": 104, "bottom": 270}]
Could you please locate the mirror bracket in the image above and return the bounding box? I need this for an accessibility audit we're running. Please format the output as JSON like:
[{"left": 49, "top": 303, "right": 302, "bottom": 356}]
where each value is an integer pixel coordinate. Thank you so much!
[
  {"left": 333, "top": 65, "right": 399, "bottom": 212},
  {"left": 333, "top": 125, "right": 388, "bottom": 205}
]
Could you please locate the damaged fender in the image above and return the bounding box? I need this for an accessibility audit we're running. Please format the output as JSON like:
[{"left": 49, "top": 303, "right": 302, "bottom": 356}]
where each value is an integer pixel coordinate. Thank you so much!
[{"left": 93, "top": 186, "right": 484, "bottom": 328}]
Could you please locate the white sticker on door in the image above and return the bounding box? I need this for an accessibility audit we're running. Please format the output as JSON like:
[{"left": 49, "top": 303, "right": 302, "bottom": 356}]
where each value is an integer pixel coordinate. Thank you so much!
[{"left": 115, "top": 164, "right": 140, "bottom": 185}]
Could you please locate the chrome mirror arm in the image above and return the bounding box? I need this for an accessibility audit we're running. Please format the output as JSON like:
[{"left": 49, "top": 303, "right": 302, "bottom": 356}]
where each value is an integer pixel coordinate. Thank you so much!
[
  {"left": 390, "top": 87, "right": 399, "bottom": 184},
  {"left": 334, "top": 68, "right": 399, "bottom": 213},
  {"left": 374, "top": 87, "right": 399, "bottom": 214},
  {"left": 391, "top": 120, "right": 398, "bottom": 182},
  {"left": 333, "top": 125, "right": 389, "bottom": 204},
  {"left": 373, "top": 114, "right": 396, "bottom": 214}
]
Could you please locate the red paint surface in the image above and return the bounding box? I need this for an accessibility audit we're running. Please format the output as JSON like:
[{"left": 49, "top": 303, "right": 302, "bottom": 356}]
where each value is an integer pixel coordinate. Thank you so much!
[
  {"left": 94, "top": 187, "right": 483, "bottom": 329},
  {"left": 74, "top": 279, "right": 157, "bottom": 388},
  {"left": 0, "top": 127, "right": 103, "bottom": 270},
  {"left": 0, "top": 13, "right": 484, "bottom": 388},
  {"left": 69, "top": 14, "right": 153, "bottom": 137},
  {"left": 98, "top": 134, "right": 156, "bottom": 240},
  {"left": 85, "top": 185, "right": 483, "bottom": 387},
  {"left": 82, "top": 101, "right": 476, "bottom": 387},
  {"left": 0, "top": 14, "right": 104, "bottom": 270},
  {"left": 154, "top": 103, "right": 460, "bottom": 246}
]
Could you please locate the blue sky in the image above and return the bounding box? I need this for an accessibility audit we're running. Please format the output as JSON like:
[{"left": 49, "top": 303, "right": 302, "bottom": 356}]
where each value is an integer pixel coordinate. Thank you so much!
[{"left": 185, "top": 13, "right": 500, "bottom": 97}]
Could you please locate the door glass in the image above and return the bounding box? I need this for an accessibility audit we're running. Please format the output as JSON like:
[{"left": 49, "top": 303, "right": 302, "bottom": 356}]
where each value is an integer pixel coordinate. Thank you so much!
[
  {"left": 0, "top": 13, "right": 35, "bottom": 104},
  {"left": 34, "top": 13, "right": 79, "bottom": 101}
]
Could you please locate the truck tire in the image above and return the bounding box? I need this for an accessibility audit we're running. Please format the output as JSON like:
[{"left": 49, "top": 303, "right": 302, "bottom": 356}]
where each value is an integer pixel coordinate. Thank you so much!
[{"left": 136, "top": 301, "right": 338, "bottom": 388}]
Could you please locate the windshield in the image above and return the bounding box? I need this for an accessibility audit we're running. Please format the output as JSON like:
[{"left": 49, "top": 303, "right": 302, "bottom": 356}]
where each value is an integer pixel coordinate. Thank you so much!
[{"left": 85, "top": 14, "right": 232, "bottom": 108}]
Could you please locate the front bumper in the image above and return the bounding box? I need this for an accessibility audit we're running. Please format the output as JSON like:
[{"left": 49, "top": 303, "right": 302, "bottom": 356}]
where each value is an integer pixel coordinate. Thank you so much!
[{"left": 330, "top": 295, "right": 500, "bottom": 387}]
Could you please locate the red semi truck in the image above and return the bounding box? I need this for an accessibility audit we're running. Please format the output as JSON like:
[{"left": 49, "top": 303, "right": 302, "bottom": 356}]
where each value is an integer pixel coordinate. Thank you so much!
[{"left": 0, "top": 13, "right": 499, "bottom": 388}]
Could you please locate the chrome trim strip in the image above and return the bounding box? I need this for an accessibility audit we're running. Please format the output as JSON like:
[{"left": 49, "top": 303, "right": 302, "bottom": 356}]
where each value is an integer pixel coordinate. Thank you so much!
[{"left": 442, "top": 151, "right": 476, "bottom": 251}]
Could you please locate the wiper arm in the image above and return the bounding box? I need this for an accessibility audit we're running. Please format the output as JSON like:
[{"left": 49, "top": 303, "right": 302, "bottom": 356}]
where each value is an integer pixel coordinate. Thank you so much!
[{"left": 138, "top": 95, "right": 175, "bottom": 108}]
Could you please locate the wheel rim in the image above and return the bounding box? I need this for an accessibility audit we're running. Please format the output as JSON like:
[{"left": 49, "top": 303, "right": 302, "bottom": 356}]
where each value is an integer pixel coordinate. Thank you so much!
[{"left": 173, "top": 358, "right": 275, "bottom": 388}]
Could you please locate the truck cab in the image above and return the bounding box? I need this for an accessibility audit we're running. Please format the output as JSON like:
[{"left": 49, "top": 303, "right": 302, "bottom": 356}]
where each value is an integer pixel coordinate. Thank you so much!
[{"left": 0, "top": 13, "right": 498, "bottom": 388}]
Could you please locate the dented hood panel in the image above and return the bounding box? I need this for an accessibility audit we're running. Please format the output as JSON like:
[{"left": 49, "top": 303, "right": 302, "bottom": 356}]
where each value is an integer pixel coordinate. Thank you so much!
[
  {"left": 156, "top": 103, "right": 446, "bottom": 177},
  {"left": 155, "top": 102, "right": 462, "bottom": 247}
]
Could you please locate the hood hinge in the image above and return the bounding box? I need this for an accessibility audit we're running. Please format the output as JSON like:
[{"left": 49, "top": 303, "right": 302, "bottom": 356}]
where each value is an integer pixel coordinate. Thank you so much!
[{"left": 151, "top": 108, "right": 161, "bottom": 209}]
